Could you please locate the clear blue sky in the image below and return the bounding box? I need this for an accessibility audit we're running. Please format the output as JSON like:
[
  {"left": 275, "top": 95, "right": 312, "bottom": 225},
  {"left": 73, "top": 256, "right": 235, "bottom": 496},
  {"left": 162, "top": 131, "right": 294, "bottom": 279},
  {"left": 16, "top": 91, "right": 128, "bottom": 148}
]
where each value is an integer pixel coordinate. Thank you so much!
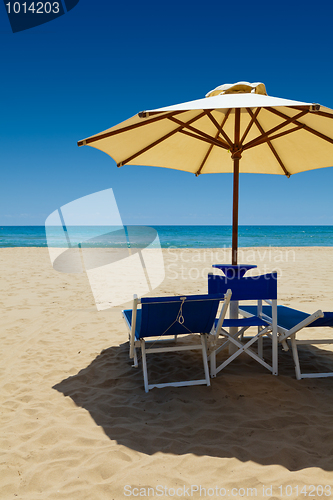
[{"left": 1, "top": 0, "right": 333, "bottom": 225}]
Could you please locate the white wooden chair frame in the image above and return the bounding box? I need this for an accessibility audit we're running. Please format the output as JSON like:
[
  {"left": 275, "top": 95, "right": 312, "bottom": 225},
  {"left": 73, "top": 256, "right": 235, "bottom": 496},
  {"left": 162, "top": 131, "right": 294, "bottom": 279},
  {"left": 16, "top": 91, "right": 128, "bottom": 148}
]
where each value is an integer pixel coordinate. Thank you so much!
[
  {"left": 240, "top": 304, "right": 333, "bottom": 379},
  {"left": 122, "top": 292, "right": 231, "bottom": 392},
  {"left": 210, "top": 298, "right": 278, "bottom": 377},
  {"left": 271, "top": 309, "right": 333, "bottom": 379}
]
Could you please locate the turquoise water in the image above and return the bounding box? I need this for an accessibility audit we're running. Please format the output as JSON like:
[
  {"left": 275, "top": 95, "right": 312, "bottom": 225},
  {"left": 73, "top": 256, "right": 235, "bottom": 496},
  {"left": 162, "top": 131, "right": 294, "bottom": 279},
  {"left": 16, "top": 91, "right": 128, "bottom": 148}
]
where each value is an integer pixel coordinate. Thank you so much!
[{"left": 1, "top": 226, "right": 333, "bottom": 248}]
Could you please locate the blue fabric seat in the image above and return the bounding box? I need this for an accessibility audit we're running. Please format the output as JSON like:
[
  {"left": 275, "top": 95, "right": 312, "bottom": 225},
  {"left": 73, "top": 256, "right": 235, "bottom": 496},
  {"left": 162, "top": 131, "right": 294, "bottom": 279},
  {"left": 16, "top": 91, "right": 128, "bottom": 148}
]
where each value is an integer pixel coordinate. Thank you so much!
[
  {"left": 122, "top": 292, "right": 231, "bottom": 392},
  {"left": 123, "top": 309, "right": 142, "bottom": 340},
  {"left": 240, "top": 305, "right": 333, "bottom": 330},
  {"left": 239, "top": 304, "right": 333, "bottom": 379}
]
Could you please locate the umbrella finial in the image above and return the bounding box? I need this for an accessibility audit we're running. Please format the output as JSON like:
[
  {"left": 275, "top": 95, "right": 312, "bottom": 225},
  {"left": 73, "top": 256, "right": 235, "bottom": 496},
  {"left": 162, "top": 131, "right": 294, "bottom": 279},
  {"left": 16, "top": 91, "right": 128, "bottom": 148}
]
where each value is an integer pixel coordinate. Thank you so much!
[{"left": 206, "top": 82, "right": 267, "bottom": 98}]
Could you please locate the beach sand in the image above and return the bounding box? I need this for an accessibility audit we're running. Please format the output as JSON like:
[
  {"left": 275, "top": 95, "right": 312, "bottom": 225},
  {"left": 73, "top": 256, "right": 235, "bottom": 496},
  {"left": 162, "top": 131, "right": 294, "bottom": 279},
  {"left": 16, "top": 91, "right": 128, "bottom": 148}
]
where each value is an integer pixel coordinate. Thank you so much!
[{"left": 1, "top": 246, "right": 333, "bottom": 499}]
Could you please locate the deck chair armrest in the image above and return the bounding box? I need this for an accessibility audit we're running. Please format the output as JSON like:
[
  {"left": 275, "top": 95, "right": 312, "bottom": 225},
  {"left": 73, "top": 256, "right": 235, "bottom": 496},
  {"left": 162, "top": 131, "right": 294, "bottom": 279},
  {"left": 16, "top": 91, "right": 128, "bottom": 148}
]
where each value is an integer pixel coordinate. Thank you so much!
[
  {"left": 279, "top": 309, "right": 324, "bottom": 343},
  {"left": 212, "top": 289, "right": 232, "bottom": 340}
]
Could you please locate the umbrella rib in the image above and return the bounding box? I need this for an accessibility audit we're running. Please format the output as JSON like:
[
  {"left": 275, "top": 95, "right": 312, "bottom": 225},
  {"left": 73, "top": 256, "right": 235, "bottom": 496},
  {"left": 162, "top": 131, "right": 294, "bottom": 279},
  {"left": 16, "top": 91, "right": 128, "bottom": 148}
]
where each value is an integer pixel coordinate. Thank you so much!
[
  {"left": 195, "top": 130, "right": 222, "bottom": 176},
  {"left": 288, "top": 105, "right": 333, "bottom": 117},
  {"left": 204, "top": 110, "right": 233, "bottom": 148},
  {"left": 242, "top": 109, "right": 309, "bottom": 151},
  {"left": 266, "top": 107, "right": 333, "bottom": 146},
  {"left": 77, "top": 110, "right": 187, "bottom": 147},
  {"left": 178, "top": 129, "right": 229, "bottom": 150},
  {"left": 286, "top": 105, "right": 312, "bottom": 110},
  {"left": 265, "top": 123, "right": 305, "bottom": 142},
  {"left": 314, "top": 110, "right": 333, "bottom": 119},
  {"left": 240, "top": 108, "right": 261, "bottom": 145},
  {"left": 243, "top": 124, "right": 305, "bottom": 150},
  {"left": 195, "top": 111, "right": 233, "bottom": 176},
  {"left": 248, "top": 109, "right": 291, "bottom": 177},
  {"left": 167, "top": 116, "right": 230, "bottom": 150},
  {"left": 117, "top": 111, "right": 208, "bottom": 166}
]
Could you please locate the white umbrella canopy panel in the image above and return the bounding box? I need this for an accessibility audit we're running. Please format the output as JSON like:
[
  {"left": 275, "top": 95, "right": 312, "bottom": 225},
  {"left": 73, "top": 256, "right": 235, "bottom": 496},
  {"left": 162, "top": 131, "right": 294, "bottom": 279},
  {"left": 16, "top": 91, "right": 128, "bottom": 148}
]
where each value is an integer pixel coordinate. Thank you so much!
[{"left": 78, "top": 82, "right": 333, "bottom": 263}]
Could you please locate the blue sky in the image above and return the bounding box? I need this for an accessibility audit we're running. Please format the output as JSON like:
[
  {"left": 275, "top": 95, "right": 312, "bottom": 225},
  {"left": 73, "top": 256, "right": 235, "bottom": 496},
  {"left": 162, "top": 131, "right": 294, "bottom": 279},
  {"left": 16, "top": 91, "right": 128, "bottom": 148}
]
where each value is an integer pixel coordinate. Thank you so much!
[{"left": 1, "top": 0, "right": 333, "bottom": 225}]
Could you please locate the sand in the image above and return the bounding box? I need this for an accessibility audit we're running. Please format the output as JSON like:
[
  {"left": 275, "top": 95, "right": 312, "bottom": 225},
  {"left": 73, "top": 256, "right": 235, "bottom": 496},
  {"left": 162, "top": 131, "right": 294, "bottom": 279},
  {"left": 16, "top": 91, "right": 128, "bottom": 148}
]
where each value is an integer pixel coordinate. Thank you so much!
[{"left": 1, "top": 246, "right": 333, "bottom": 500}]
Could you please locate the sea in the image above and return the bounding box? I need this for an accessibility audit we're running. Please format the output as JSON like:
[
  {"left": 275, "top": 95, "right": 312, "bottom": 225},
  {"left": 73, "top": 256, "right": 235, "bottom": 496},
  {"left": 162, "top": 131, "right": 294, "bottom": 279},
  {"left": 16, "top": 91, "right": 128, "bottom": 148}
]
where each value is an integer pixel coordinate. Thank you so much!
[{"left": 1, "top": 226, "right": 333, "bottom": 248}]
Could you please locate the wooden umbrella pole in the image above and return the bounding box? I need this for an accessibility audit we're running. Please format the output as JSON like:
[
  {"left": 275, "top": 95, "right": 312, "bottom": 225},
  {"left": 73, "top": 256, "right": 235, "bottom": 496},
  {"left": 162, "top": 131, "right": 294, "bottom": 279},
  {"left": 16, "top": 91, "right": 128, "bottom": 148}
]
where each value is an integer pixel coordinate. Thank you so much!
[
  {"left": 232, "top": 157, "right": 240, "bottom": 265},
  {"left": 231, "top": 108, "right": 241, "bottom": 265},
  {"left": 229, "top": 109, "right": 242, "bottom": 355}
]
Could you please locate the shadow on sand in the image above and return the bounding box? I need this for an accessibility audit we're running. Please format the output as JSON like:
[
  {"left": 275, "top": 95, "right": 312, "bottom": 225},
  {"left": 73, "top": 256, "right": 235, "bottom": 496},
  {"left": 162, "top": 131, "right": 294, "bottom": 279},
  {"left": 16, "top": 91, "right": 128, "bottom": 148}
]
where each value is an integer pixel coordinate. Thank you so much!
[{"left": 53, "top": 339, "right": 333, "bottom": 472}]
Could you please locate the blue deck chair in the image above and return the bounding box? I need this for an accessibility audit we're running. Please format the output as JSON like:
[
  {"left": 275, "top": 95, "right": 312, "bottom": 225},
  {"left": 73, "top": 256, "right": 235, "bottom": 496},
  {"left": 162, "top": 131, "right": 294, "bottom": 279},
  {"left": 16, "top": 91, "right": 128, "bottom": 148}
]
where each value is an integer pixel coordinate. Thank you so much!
[
  {"left": 122, "top": 292, "right": 232, "bottom": 392},
  {"left": 208, "top": 272, "right": 278, "bottom": 377},
  {"left": 239, "top": 304, "right": 333, "bottom": 379}
]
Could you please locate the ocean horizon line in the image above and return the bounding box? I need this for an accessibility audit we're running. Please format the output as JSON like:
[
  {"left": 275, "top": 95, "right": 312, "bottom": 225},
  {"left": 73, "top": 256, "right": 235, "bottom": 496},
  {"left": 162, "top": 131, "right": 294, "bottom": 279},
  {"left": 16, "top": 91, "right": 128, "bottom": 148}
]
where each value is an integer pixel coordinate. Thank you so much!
[
  {"left": 1, "top": 225, "right": 333, "bottom": 248},
  {"left": 1, "top": 224, "right": 333, "bottom": 227}
]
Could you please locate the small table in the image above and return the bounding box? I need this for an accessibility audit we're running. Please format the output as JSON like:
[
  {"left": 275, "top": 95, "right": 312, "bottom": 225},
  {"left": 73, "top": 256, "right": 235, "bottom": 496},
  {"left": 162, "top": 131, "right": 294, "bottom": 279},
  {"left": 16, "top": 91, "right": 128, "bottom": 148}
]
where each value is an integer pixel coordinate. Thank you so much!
[{"left": 212, "top": 264, "right": 257, "bottom": 278}]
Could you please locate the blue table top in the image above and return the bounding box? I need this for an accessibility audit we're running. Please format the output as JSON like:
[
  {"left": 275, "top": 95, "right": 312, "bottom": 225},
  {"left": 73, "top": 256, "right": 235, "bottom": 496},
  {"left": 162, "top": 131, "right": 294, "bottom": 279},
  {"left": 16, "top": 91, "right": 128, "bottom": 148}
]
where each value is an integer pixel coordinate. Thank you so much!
[{"left": 212, "top": 264, "right": 257, "bottom": 278}]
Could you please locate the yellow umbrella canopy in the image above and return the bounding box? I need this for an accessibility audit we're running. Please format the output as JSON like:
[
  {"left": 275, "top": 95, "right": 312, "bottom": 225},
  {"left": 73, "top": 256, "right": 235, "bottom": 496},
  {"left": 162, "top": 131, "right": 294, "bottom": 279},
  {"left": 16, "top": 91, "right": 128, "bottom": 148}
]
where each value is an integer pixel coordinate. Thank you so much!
[{"left": 78, "top": 82, "right": 333, "bottom": 263}]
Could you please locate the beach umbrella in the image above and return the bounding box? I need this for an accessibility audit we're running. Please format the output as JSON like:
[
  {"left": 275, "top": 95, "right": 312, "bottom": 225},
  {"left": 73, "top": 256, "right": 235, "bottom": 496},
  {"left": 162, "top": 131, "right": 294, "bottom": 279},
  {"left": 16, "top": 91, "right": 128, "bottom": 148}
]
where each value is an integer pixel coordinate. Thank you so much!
[{"left": 77, "top": 82, "right": 333, "bottom": 264}]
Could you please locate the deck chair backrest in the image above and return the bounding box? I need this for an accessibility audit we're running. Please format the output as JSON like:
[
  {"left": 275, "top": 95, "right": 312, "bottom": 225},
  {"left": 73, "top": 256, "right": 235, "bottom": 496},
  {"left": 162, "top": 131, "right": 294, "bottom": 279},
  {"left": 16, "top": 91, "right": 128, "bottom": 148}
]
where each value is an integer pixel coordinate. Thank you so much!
[
  {"left": 139, "top": 294, "right": 223, "bottom": 339},
  {"left": 208, "top": 272, "right": 277, "bottom": 301}
]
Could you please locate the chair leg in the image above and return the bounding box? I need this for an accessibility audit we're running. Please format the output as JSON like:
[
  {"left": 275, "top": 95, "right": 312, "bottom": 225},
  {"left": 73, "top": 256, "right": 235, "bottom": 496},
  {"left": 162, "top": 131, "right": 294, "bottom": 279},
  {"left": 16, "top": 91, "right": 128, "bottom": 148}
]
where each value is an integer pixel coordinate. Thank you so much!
[
  {"left": 271, "top": 301, "right": 278, "bottom": 376},
  {"left": 133, "top": 346, "right": 138, "bottom": 368},
  {"left": 210, "top": 351, "right": 216, "bottom": 378},
  {"left": 258, "top": 327, "right": 263, "bottom": 359},
  {"left": 210, "top": 335, "right": 217, "bottom": 378},
  {"left": 281, "top": 339, "right": 289, "bottom": 351},
  {"left": 290, "top": 334, "right": 302, "bottom": 380},
  {"left": 201, "top": 335, "right": 211, "bottom": 386},
  {"left": 129, "top": 336, "right": 139, "bottom": 367},
  {"left": 140, "top": 340, "right": 149, "bottom": 392}
]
